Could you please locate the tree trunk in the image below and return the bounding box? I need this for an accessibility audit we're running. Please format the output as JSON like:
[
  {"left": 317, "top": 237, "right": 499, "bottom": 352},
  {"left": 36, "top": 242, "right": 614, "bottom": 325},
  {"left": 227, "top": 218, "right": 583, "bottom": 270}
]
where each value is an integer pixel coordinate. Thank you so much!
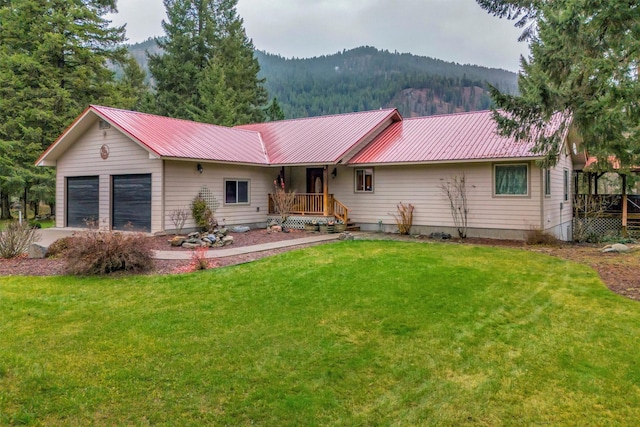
[{"left": 1, "top": 191, "right": 11, "bottom": 220}]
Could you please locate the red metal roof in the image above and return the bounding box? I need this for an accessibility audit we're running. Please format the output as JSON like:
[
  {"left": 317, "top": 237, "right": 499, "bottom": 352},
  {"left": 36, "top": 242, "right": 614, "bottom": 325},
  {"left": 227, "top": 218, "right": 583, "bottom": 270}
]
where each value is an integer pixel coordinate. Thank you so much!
[
  {"left": 348, "top": 110, "right": 556, "bottom": 165},
  {"left": 92, "top": 106, "right": 267, "bottom": 164},
  {"left": 236, "top": 109, "right": 400, "bottom": 164}
]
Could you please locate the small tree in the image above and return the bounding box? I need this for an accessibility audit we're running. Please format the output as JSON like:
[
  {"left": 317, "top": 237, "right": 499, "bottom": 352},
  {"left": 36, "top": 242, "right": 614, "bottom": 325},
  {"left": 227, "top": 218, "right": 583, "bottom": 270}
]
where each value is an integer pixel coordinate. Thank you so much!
[
  {"left": 272, "top": 182, "right": 296, "bottom": 224},
  {"left": 441, "top": 174, "right": 469, "bottom": 238},
  {"left": 392, "top": 202, "right": 415, "bottom": 235},
  {"left": 169, "top": 206, "right": 189, "bottom": 235}
]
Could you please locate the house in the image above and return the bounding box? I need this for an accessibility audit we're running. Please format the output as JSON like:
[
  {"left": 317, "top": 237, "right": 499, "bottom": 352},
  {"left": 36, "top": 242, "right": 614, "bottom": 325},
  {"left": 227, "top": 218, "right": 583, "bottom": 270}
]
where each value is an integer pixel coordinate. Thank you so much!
[{"left": 36, "top": 105, "right": 578, "bottom": 240}]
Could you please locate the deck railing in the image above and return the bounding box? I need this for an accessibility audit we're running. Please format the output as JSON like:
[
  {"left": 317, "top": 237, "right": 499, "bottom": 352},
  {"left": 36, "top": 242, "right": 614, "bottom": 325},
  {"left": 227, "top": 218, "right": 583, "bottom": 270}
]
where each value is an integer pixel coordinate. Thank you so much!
[
  {"left": 268, "top": 193, "right": 349, "bottom": 223},
  {"left": 573, "top": 194, "right": 640, "bottom": 215}
]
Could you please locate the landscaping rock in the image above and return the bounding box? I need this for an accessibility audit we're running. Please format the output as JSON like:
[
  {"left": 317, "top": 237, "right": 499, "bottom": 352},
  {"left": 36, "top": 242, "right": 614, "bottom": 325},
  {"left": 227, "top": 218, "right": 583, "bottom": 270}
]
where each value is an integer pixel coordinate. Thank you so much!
[
  {"left": 206, "top": 234, "right": 217, "bottom": 242},
  {"left": 602, "top": 243, "right": 632, "bottom": 253},
  {"left": 187, "top": 232, "right": 200, "bottom": 239},
  {"left": 269, "top": 225, "right": 282, "bottom": 233},
  {"left": 231, "top": 226, "right": 250, "bottom": 233},
  {"left": 169, "top": 236, "right": 185, "bottom": 247},
  {"left": 182, "top": 242, "right": 201, "bottom": 249},
  {"left": 28, "top": 243, "right": 48, "bottom": 259},
  {"left": 222, "top": 236, "right": 234, "bottom": 246},
  {"left": 429, "top": 232, "right": 452, "bottom": 240},
  {"left": 216, "top": 227, "right": 228, "bottom": 236},
  {"left": 338, "top": 232, "right": 355, "bottom": 241}
]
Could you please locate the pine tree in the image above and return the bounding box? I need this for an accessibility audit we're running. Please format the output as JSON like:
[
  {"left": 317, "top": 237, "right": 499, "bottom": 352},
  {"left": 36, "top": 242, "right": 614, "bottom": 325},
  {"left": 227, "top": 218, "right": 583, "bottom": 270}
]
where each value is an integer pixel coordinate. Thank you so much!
[
  {"left": 148, "top": 0, "right": 267, "bottom": 125},
  {"left": 0, "top": 0, "right": 137, "bottom": 218},
  {"left": 477, "top": 0, "right": 640, "bottom": 168},
  {"left": 265, "top": 98, "right": 285, "bottom": 122}
]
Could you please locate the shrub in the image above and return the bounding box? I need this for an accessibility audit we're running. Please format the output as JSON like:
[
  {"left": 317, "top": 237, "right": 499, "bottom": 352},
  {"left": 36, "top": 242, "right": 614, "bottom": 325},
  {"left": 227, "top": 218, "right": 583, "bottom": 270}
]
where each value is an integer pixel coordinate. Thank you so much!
[
  {"left": 0, "top": 221, "right": 40, "bottom": 258},
  {"left": 525, "top": 228, "right": 561, "bottom": 246},
  {"left": 191, "top": 197, "right": 217, "bottom": 232},
  {"left": 169, "top": 206, "right": 189, "bottom": 235},
  {"left": 190, "top": 246, "right": 211, "bottom": 271},
  {"left": 47, "top": 236, "right": 74, "bottom": 258},
  {"left": 392, "top": 202, "right": 415, "bottom": 235},
  {"left": 63, "top": 230, "right": 154, "bottom": 275}
]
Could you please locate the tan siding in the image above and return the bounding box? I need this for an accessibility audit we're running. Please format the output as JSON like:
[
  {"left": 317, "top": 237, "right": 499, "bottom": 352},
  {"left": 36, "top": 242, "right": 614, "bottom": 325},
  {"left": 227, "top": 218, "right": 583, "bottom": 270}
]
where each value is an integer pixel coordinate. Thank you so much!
[
  {"left": 164, "top": 160, "right": 275, "bottom": 230},
  {"left": 542, "top": 145, "right": 574, "bottom": 238},
  {"left": 333, "top": 162, "right": 542, "bottom": 231},
  {"left": 55, "top": 118, "right": 163, "bottom": 232}
]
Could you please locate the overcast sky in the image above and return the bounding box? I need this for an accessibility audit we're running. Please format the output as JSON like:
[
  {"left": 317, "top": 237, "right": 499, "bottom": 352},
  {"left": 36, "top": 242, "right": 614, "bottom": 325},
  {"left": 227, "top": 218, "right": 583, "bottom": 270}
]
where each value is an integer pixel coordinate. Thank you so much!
[{"left": 107, "top": 0, "right": 529, "bottom": 72}]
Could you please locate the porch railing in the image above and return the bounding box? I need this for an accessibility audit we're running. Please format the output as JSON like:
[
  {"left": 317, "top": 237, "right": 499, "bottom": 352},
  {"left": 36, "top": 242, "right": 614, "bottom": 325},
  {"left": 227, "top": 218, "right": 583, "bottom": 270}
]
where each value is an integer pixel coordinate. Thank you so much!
[
  {"left": 573, "top": 194, "right": 640, "bottom": 215},
  {"left": 268, "top": 193, "right": 349, "bottom": 224}
]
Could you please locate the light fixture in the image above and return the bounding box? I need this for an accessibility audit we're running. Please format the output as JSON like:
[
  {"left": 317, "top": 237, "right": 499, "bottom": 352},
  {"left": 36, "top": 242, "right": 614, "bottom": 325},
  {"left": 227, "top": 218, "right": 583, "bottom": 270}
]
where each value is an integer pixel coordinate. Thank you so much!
[
  {"left": 331, "top": 167, "right": 337, "bottom": 179},
  {"left": 197, "top": 163, "right": 203, "bottom": 174}
]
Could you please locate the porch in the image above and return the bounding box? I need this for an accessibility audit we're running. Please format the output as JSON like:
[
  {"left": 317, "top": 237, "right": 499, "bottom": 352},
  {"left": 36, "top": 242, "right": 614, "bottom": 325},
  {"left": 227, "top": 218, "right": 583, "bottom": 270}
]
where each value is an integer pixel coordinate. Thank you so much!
[
  {"left": 573, "top": 168, "right": 640, "bottom": 238},
  {"left": 573, "top": 194, "right": 640, "bottom": 238},
  {"left": 268, "top": 193, "right": 349, "bottom": 226}
]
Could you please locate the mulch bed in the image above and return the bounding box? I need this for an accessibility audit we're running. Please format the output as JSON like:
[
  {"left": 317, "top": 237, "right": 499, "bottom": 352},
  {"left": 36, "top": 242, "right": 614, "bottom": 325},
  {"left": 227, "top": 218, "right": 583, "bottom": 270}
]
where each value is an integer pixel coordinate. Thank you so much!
[{"left": 1, "top": 230, "right": 638, "bottom": 302}]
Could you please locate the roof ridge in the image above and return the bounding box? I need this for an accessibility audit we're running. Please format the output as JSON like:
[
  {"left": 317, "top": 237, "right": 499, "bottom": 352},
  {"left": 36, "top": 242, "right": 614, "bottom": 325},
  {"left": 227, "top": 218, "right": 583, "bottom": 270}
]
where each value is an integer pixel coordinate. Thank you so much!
[
  {"left": 404, "top": 110, "right": 493, "bottom": 120},
  {"left": 236, "top": 107, "right": 399, "bottom": 127},
  {"left": 91, "top": 105, "right": 241, "bottom": 131}
]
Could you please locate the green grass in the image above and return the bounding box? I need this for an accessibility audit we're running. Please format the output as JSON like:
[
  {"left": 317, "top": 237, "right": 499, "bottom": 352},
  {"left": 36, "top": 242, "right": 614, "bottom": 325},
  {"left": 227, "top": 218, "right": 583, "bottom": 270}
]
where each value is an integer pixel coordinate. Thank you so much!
[{"left": 1, "top": 241, "right": 639, "bottom": 425}]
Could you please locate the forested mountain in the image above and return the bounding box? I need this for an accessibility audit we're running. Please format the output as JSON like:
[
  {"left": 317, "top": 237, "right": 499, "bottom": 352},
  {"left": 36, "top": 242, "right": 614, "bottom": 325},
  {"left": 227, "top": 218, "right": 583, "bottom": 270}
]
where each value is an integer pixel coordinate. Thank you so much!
[{"left": 126, "top": 42, "right": 518, "bottom": 119}]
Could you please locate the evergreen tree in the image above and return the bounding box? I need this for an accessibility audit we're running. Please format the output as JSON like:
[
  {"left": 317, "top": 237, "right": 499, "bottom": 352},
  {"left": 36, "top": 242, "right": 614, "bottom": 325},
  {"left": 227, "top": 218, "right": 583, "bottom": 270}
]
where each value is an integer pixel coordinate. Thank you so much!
[
  {"left": 0, "top": 0, "right": 134, "bottom": 218},
  {"left": 477, "top": 0, "right": 640, "bottom": 168},
  {"left": 148, "top": 0, "right": 267, "bottom": 125},
  {"left": 265, "top": 98, "right": 285, "bottom": 122}
]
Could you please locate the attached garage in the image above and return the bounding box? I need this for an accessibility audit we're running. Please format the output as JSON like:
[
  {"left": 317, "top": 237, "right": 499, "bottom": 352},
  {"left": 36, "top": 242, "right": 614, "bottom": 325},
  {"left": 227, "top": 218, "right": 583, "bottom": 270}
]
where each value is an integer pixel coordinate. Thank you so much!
[
  {"left": 66, "top": 176, "right": 99, "bottom": 227},
  {"left": 112, "top": 174, "right": 152, "bottom": 231}
]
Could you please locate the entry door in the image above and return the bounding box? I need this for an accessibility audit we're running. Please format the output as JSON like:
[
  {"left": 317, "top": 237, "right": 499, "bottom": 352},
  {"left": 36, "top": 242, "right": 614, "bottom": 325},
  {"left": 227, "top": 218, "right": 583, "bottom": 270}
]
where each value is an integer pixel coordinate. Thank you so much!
[
  {"left": 66, "top": 176, "right": 99, "bottom": 227},
  {"left": 112, "top": 174, "right": 151, "bottom": 231},
  {"left": 306, "top": 168, "right": 324, "bottom": 193}
]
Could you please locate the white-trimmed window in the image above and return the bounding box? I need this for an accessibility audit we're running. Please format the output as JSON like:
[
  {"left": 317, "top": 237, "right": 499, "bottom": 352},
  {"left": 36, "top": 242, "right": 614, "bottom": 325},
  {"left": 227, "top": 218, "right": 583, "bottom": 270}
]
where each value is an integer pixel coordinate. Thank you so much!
[
  {"left": 544, "top": 169, "right": 551, "bottom": 196},
  {"left": 355, "top": 168, "right": 374, "bottom": 192},
  {"left": 494, "top": 164, "right": 528, "bottom": 196},
  {"left": 225, "top": 179, "right": 249, "bottom": 204}
]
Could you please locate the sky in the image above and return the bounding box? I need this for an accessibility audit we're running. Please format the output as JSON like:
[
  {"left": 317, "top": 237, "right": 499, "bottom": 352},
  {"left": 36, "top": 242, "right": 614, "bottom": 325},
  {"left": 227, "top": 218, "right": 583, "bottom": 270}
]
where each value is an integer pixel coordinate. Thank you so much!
[{"left": 106, "top": 0, "right": 530, "bottom": 72}]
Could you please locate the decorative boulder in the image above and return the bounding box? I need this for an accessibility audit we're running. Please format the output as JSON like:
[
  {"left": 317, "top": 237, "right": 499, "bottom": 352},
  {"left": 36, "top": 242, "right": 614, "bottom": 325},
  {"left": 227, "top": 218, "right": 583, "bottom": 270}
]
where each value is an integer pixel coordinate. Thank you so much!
[
  {"left": 187, "top": 232, "right": 200, "bottom": 239},
  {"left": 206, "top": 234, "right": 217, "bottom": 243},
  {"left": 222, "top": 236, "right": 234, "bottom": 246},
  {"left": 169, "top": 236, "right": 185, "bottom": 247},
  {"left": 601, "top": 243, "right": 632, "bottom": 253},
  {"left": 217, "top": 227, "right": 229, "bottom": 236},
  {"left": 182, "top": 242, "right": 201, "bottom": 249},
  {"left": 28, "top": 243, "right": 48, "bottom": 259},
  {"left": 270, "top": 225, "right": 283, "bottom": 233},
  {"left": 231, "top": 226, "right": 250, "bottom": 233}
]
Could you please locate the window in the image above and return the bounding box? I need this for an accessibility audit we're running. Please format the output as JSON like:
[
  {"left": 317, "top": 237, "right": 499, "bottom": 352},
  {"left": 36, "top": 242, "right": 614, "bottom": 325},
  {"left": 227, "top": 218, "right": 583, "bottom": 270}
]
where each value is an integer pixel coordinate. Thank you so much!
[
  {"left": 494, "top": 164, "right": 528, "bottom": 196},
  {"left": 563, "top": 169, "right": 569, "bottom": 201},
  {"left": 355, "top": 168, "right": 374, "bottom": 192},
  {"left": 544, "top": 169, "right": 551, "bottom": 196},
  {"left": 225, "top": 179, "right": 249, "bottom": 204}
]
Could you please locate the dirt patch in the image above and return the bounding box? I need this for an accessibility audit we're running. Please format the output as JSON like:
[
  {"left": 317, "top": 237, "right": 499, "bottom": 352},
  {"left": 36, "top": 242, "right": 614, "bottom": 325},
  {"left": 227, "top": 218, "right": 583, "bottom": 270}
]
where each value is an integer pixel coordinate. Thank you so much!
[{"left": 2, "top": 231, "right": 638, "bottom": 302}]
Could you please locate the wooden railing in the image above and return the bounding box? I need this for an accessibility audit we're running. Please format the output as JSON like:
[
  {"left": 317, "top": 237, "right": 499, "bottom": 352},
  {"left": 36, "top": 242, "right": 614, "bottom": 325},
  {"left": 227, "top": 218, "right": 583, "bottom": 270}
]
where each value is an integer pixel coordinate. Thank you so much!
[
  {"left": 332, "top": 198, "right": 349, "bottom": 224},
  {"left": 573, "top": 194, "right": 640, "bottom": 215},
  {"left": 268, "top": 193, "right": 349, "bottom": 223}
]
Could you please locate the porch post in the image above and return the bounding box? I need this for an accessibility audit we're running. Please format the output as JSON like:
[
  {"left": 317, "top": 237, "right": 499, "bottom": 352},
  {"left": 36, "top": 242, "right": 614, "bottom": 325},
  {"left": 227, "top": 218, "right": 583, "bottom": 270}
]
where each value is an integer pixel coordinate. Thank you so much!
[
  {"left": 323, "top": 166, "right": 329, "bottom": 216},
  {"left": 622, "top": 174, "right": 628, "bottom": 237}
]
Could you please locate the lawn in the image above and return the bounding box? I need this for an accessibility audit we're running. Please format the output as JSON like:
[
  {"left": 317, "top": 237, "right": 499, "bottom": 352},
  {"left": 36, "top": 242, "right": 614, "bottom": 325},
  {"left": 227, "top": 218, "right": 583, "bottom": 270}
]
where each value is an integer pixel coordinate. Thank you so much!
[{"left": 1, "top": 240, "right": 639, "bottom": 425}]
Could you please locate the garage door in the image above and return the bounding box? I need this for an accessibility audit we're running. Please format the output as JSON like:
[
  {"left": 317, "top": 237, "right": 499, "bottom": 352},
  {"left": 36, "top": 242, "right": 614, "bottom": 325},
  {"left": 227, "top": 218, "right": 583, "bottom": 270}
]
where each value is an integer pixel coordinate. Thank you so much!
[
  {"left": 67, "top": 176, "right": 99, "bottom": 227},
  {"left": 112, "top": 174, "right": 151, "bottom": 231}
]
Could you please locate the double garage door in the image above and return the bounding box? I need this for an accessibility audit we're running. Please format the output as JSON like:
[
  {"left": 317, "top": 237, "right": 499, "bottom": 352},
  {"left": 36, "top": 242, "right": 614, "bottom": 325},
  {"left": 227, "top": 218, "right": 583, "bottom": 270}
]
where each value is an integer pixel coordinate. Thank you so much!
[{"left": 66, "top": 174, "right": 151, "bottom": 231}]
